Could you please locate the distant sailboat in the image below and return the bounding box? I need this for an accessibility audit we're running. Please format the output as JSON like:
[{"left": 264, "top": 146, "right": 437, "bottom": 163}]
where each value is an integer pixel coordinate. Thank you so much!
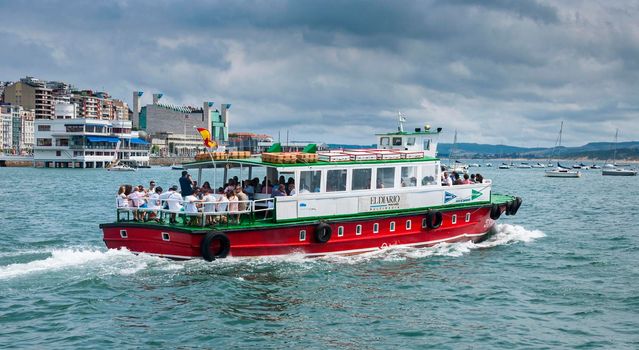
[
  {"left": 602, "top": 129, "right": 637, "bottom": 176},
  {"left": 545, "top": 122, "right": 580, "bottom": 178}
]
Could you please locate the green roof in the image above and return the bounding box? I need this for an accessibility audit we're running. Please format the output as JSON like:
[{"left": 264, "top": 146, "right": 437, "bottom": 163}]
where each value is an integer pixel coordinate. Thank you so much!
[{"left": 376, "top": 130, "right": 440, "bottom": 136}]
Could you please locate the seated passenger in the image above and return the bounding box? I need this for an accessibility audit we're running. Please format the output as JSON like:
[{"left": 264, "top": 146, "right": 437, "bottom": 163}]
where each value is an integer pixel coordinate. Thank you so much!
[
  {"left": 441, "top": 172, "right": 451, "bottom": 186},
  {"left": 462, "top": 173, "right": 472, "bottom": 184},
  {"left": 116, "top": 185, "right": 129, "bottom": 208},
  {"left": 272, "top": 184, "right": 287, "bottom": 197},
  {"left": 376, "top": 178, "right": 384, "bottom": 189},
  {"left": 288, "top": 183, "right": 297, "bottom": 196},
  {"left": 147, "top": 187, "right": 162, "bottom": 222},
  {"left": 166, "top": 186, "right": 183, "bottom": 224},
  {"left": 216, "top": 188, "right": 229, "bottom": 213},
  {"left": 201, "top": 188, "right": 216, "bottom": 225}
]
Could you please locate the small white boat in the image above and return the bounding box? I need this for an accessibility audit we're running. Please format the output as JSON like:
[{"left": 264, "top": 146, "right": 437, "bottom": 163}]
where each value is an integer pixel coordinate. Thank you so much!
[
  {"left": 531, "top": 162, "right": 546, "bottom": 168},
  {"left": 591, "top": 164, "right": 601, "bottom": 169},
  {"left": 498, "top": 163, "right": 511, "bottom": 169},
  {"left": 171, "top": 163, "right": 184, "bottom": 170},
  {"left": 601, "top": 130, "right": 637, "bottom": 176},
  {"left": 107, "top": 164, "right": 137, "bottom": 172},
  {"left": 545, "top": 164, "right": 580, "bottom": 178},
  {"left": 545, "top": 122, "right": 579, "bottom": 178},
  {"left": 517, "top": 162, "right": 532, "bottom": 169},
  {"left": 468, "top": 163, "right": 480, "bottom": 168},
  {"left": 602, "top": 164, "right": 637, "bottom": 176},
  {"left": 485, "top": 163, "right": 492, "bottom": 167}
]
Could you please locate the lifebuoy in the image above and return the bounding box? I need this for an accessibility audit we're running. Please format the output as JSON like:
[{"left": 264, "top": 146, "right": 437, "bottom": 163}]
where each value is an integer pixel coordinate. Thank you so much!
[
  {"left": 509, "top": 197, "right": 523, "bottom": 215},
  {"left": 425, "top": 210, "right": 443, "bottom": 229},
  {"left": 200, "top": 232, "right": 231, "bottom": 261},
  {"left": 315, "top": 222, "right": 332, "bottom": 243},
  {"left": 490, "top": 204, "right": 502, "bottom": 220}
]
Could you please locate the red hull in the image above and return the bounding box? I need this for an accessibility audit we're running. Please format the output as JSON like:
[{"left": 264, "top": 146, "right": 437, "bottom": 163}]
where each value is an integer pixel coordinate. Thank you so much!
[{"left": 101, "top": 205, "right": 504, "bottom": 259}]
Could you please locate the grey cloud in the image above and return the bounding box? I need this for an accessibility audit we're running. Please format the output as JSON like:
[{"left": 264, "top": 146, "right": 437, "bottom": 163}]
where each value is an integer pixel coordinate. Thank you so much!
[{"left": 1, "top": 0, "right": 638, "bottom": 146}]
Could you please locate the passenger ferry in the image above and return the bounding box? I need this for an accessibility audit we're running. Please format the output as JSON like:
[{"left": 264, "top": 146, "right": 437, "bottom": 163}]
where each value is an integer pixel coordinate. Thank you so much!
[{"left": 100, "top": 119, "right": 522, "bottom": 260}]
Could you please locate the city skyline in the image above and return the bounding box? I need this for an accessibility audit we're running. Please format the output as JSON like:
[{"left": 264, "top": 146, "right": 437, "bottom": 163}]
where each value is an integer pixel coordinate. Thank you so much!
[{"left": 1, "top": 0, "right": 638, "bottom": 146}]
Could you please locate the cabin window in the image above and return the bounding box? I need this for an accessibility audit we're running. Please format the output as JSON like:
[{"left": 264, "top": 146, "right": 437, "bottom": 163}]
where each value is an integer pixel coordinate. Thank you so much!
[
  {"left": 356, "top": 225, "right": 362, "bottom": 235},
  {"left": 338, "top": 226, "right": 344, "bottom": 237},
  {"left": 392, "top": 137, "right": 402, "bottom": 146},
  {"left": 299, "top": 230, "right": 306, "bottom": 241},
  {"left": 380, "top": 137, "right": 390, "bottom": 146},
  {"left": 422, "top": 218, "right": 428, "bottom": 228},
  {"left": 300, "top": 170, "right": 321, "bottom": 193},
  {"left": 406, "top": 220, "right": 412, "bottom": 230},
  {"left": 373, "top": 223, "right": 379, "bottom": 233},
  {"left": 420, "top": 164, "right": 438, "bottom": 186},
  {"left": 119, "top": 230, "right": 128, "bottom": 239},
  {"left": 465, "top": 213, "right": 471, "bottom": 222},
  {"left": 162, "top": 232, "right": 170, "bottom": 241},
  {"left": 376, "top": 167, "right": 395, "bottom": 189},
  {"left": 407, "top": 137, "right": 416, "bottom": 146},
  {"left": 401, "top": 166, "right": 418, "bottom": 187},
  {"left": 352, "top": 168, "right": 372, "bottom": 190},
  {"left": 423, "top": 139, "right": 431, "bottom": 150},
  {"left": 452, "top": 215, "right": 457, "bottom": 225},
  {"left": 390, "top": 221, "right": 396, "bottom": 232},
  {"left": 326, "top": 169, "right": 347, "bottom": 192},
  {"left": 279, "top": 171, "right": 295, "bottom": 192}
]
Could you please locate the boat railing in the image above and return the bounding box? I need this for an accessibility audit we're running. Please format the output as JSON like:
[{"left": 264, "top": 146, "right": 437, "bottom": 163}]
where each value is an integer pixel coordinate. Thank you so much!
[{"left": 116, "top": 197, "right": 275, "bottom": 227}]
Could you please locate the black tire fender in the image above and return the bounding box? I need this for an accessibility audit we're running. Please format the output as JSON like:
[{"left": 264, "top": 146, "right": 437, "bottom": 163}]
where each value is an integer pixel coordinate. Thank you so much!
[
  {"left": 200, "top": 232, "right": 231, "bottom": 261},
  {"left": 315, "top": 222, "right": 332, "bottom": 243},
  {"left": 490, "top": 204, "right": 502, "bottom": 220},
  {"left": 510, "top": 197, "right": 523, "bottom": 215},
  {"left": 425, "top": 210, "right": 443, "bottom": 229}
]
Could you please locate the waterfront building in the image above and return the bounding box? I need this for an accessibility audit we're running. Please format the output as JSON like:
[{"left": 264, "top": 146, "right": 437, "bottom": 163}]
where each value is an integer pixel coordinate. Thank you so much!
[
  {"left": 33, "top": 118, "right": 150, "bottom": 168},
  {"left": 0, "top": 104, "right": 33, "bottom": 153},
  {"left": 3, "top": 77, "right": 54, "bottom": 119},
  {"left": 131, "top": 92, "right": 229, "bottom": 151},
  {"left": 71, "top": 90, "right": 129, "bottom": 120}
]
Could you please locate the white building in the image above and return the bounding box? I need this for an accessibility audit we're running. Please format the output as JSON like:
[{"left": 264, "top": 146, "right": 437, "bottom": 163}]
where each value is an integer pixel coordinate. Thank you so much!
[
  {"left": 1, "top": 108, "right": 12, "bottom": 150},
  {"left": 33, "top": 118, "right": 150, "bottom": 168},
  {"left": 54, "top": 100, "right": 77, "bottom": 119}
]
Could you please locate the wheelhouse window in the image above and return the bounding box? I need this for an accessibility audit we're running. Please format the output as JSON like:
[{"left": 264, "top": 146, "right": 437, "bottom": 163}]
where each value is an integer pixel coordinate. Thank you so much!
[
  {"left": 380, "top": 137, "right": 390, "bottom": 146},
  {"left": 351, "top": 168, "right": 372, "bottom": 190},
  {"left": 392, "top": 137, "right": 402, "bottom": 146},
  {"left": 376, "top": 167, "right": 395, "bottom": 189},
  {"left": 407, "top": 137, "right": 416, "bottom": 146},
  {"left": 401, "top": 166, "right": 417, "bottom": 187},
  {"left": 300, "top": 170, "right": 321, "bottom": 193},
  {"left": 420, "top": 164, "right": 438, "bottom": 186},
  {"left": 326, "top": 169, "right": 347, "bottom": 192},
  {"left": 423, "top": 139, "right": 431, "bottom": 150}
]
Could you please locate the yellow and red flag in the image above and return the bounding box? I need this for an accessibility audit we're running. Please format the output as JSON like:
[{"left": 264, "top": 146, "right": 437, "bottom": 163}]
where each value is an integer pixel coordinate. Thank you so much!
[{"left": 197, "top": 128, "right": 217, "bottom": 149}]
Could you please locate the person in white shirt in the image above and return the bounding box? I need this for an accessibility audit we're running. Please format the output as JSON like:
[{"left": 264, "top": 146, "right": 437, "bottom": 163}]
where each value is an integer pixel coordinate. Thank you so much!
[
  {"left": 146, "top": 187, "right": 162, "bottom": 222},
  {"left": 166, "top": 185, "right": 183, "bottom": 224},
  {"left": 116, "top": 185, "right": 129, "bottom": 208},
  {"left": 215, "top": 188, "right": 229, "bottom": 223},
  {"left": 183, "top": 188, "right": 202, "bottom": 225},
  {"left": 201, "top": 188, "right": 217, "bottom": 225}
]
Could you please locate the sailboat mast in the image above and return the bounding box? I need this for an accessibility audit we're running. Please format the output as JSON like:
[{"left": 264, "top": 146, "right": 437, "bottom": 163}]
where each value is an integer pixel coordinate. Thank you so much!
[{"left": 613, "top": 128, "right": 619, "bottom": 165}]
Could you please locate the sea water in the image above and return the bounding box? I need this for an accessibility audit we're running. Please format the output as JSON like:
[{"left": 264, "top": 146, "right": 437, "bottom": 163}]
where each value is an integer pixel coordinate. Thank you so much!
[{"left": 0, "top": 166, "right": 637, "bottom": 349}]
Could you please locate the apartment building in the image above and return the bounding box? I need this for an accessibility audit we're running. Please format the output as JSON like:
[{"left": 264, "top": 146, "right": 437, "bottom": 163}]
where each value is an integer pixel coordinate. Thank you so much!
[{"left": 3, "top": 77, "right": 54, "bottom": 119}]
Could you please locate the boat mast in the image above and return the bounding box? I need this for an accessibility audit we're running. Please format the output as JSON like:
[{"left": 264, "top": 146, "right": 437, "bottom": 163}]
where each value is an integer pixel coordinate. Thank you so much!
[{"left": 613, "top": 128, "right": 619, "bottom": 165}]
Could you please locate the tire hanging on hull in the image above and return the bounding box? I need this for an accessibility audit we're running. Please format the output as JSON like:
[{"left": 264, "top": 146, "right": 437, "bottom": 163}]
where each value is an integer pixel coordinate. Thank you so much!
[
  {"left": 200, "top": 232, "right": 231, "bottom": 261},
  {"left": 315, "top": 222, "right": 332, "bottom": 243},
  {"left": 425, "top": 210, "right": 443, "bottom": 229},
  {"left": 490, "top": 204, "right": 502, "bottom": 220}
]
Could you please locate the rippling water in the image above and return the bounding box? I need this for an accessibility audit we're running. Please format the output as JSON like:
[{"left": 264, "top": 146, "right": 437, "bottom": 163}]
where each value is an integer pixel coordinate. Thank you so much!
[{"left": 1, "top": 166, "right": 638, "bottom": 349}]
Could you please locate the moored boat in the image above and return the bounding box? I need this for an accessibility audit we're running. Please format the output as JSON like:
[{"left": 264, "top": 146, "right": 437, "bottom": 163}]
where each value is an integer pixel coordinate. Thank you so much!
[
  {"left": 100, "top": 118, "right": 522, "bottom": 260},
  {"left": 601, "top": 164, "right": 637, "bottom": 176}
]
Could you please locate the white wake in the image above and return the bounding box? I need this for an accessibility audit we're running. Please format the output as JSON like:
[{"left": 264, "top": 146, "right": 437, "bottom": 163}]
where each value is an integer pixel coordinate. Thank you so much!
[{"left": 0, "top": 224, "right": 543, "bottom": 279}]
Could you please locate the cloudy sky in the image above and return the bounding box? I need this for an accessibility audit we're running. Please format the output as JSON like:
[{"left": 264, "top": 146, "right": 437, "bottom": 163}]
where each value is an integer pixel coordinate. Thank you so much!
[{"left": 1, "top": 0, "right": 638, "bottom": 146}]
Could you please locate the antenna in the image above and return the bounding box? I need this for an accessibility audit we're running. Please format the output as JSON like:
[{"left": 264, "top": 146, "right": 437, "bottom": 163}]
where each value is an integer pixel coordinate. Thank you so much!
[{"left": 397, "top": 111, "right": 407, "bottom": 132}]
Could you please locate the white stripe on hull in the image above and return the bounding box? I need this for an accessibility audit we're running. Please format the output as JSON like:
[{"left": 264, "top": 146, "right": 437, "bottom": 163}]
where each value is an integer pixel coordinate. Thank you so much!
[{"left": 122, "top": 230, "right": 491, "bottom": 260}]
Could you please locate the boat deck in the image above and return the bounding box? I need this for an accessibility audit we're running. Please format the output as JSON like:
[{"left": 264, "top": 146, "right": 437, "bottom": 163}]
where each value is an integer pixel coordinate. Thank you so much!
[{"left": 101, "top": 194, "right": 515, "bottom": 234}]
